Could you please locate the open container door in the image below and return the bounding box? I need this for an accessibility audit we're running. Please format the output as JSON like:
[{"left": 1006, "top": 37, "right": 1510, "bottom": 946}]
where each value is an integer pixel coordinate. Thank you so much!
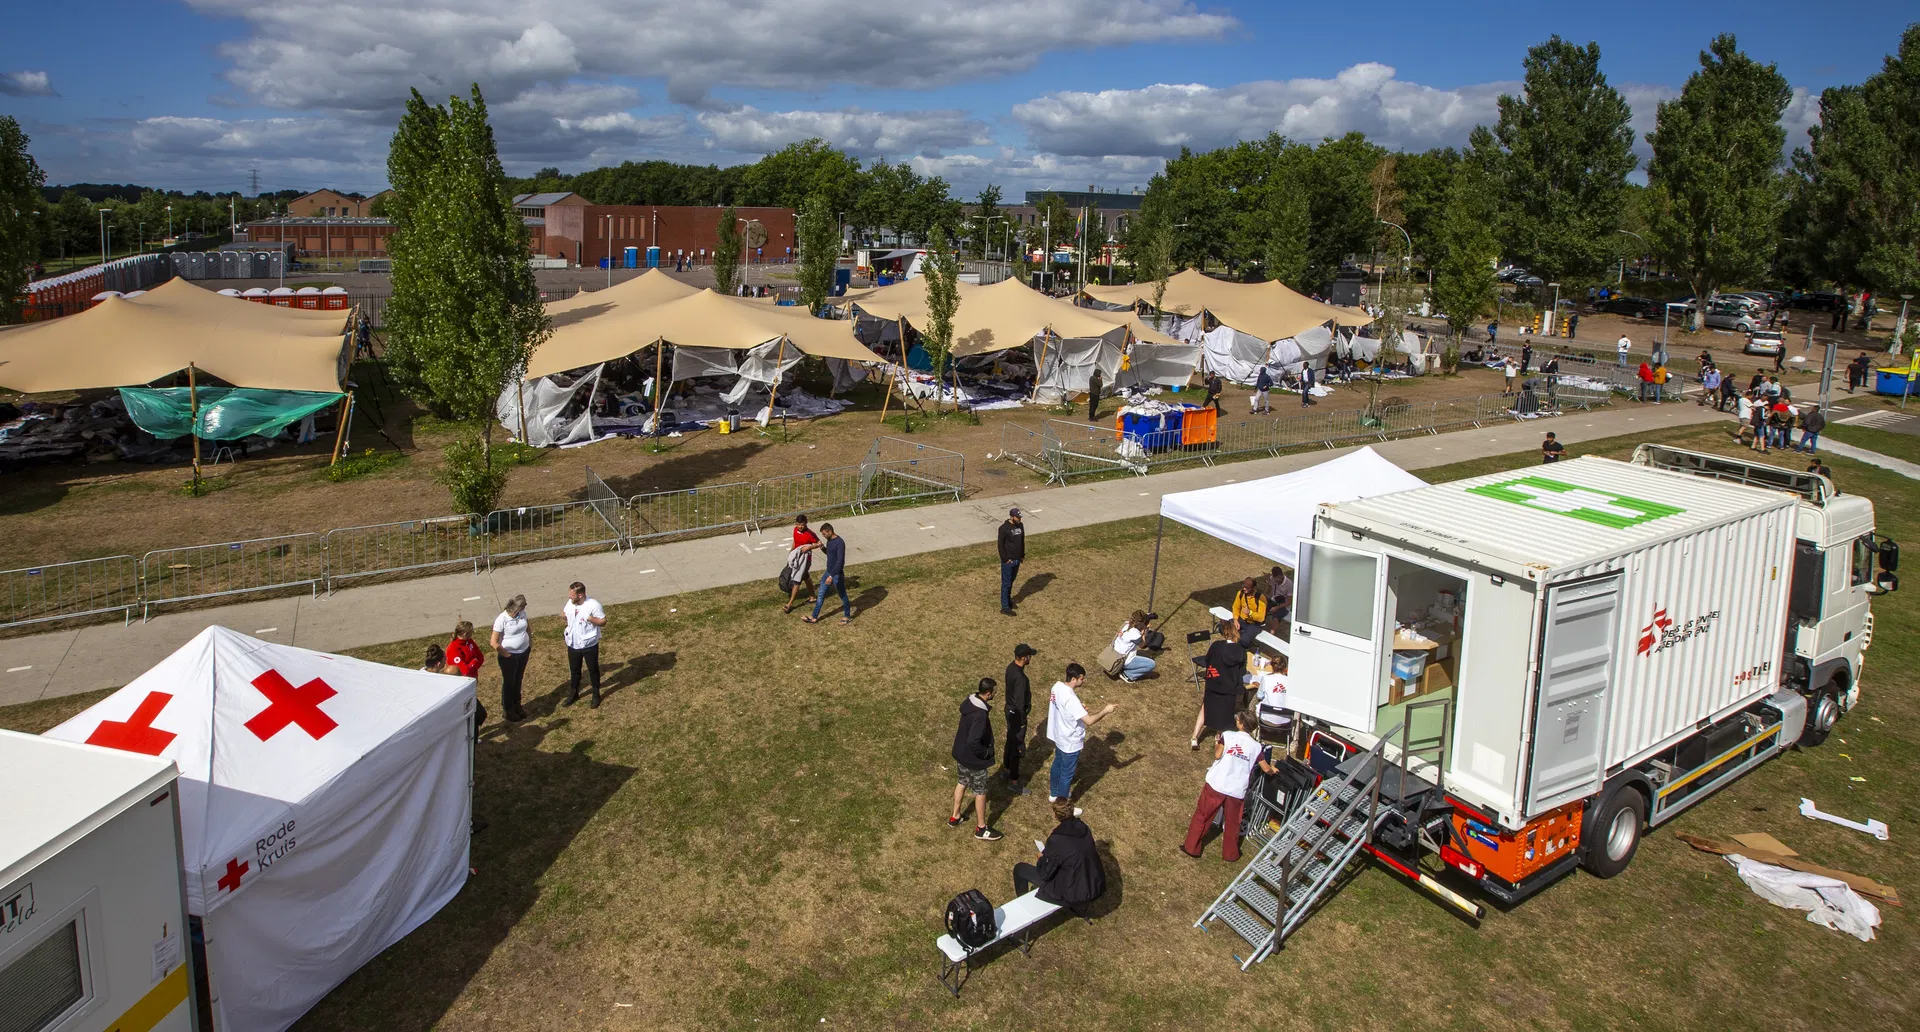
[
  {"left": 1288, "top": 539, "right": 1387, "bottom": 733},
  {"left": 1525, "top": 574, "right": 1621, "bottom": 813}
]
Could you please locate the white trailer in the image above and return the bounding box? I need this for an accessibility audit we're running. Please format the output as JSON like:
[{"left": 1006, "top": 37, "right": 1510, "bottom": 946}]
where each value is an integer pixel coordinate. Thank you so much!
[
  {"left": 1, "top": 730, "right": 198, "bottom": 1032},
  {"left": 1196, "top": 447, "right": 1899, "bottom": 962}
]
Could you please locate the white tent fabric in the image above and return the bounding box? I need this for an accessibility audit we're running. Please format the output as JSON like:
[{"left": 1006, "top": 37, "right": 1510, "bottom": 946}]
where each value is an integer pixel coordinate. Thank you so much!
[
  {"left": 1118, "top": 340, "right": 1203, "bottom": 388},
  {"left": 498, "top": 367, "right": 602, "bottom": 447},
  {"left": 44, "top": 627, "right": 473, "bottom": 1032},
  {"left": 672, "top": 345, "right": 743, "bottom": 382},
  {"left": 723, "top": 339, "right": 806, "bottom": 404},
  {"left": 1036, "top": 336, "right": 1122, "bottom": 397},
  {"left": 1158, "top": 447, "right": 1428, "bottom": 568},
  {"left": 1199, "top": 324, "right": 1274, "bottom": 383}
]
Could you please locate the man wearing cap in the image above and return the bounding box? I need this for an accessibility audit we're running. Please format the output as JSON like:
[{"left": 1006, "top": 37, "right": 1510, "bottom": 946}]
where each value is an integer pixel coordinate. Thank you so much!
[
  {"left": 1002, "top": 643, "right": 1037, "bottom": 791},
  {"left": 998, "top": 508, "right": 1026, "bottom": 615}
]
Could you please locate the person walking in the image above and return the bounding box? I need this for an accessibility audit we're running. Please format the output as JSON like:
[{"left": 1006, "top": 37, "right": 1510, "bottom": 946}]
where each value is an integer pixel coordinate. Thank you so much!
[
  {"left": 1001, "top": 644, "right": 1037, "bottom": 790},
  {"left": 1502, "top": 357, "right": 1519, "bottom": 394},
  {"left": 1203, "top": 371, "right": 1224, "bottom": 414},
  {"left": 1797, "top": 404, "right": 1826, "bottom": 454},
  {"left": 1541, "top": 431, "right": 1565, "bottom": 463},
  {"left": 490, "top": 595, "right": 531, "bottom": 722},
  {"left": 1520, "top": 342, "right": 1533, "bottom": 375},
  {"left": 1047, "top": 664, "right": 1117, "bottom": 802},
  {"left": 1617, "top": 334, "right": 1631, "bottom": 368},
  {"left": 1190, "top": 620, "right": 1248, "bottom": 749},
  {"left": 1086, "top": 366, "right": 1104, "bottom": 422},
  {"left": 1181, "top": 710, "right": 1274, "bottom": 862},
  {"left": 562, "top": 581, "right": 606, "bottom": 708},
  {"left": 1698, "top": 366, "right": 1721, "bottom": 407},
  {"left": 1013, "top": 800, "right": 1107, "bottom": 911},
  {"left": 804, "top": 523, "right": 854, "bottom": 625},
  {"left": 783, "top": 514, "right": 821, "bottom": 614},
  {"left": 1252, "top": 365, "right": 1272, "bottom": 413},
  {"left": 1567, "top": 313, "right": 1580, "bottom": 339},
  {"left": 948, "top": 678, "right": 1003, "bottom": 841},
  {"left": 1488, "top": 320, "right": 1499, "bottom": 346},
  {"left": 998, "top": 508, "right": 1025, "bottom": 616},
  {"left": 1299, "top": 363, "right": 1316, "bottom": 406},
  {"left": 1749, "top": 392, "right": 1771, "bottom": 453}
]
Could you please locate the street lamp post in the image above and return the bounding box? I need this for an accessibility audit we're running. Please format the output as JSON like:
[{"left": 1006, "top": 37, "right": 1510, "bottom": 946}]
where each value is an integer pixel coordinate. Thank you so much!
[
  {"left": 166, "top": 204, "right": 173, "bottom": 242},
  {"left": 604, "top": 213, "right": 616, "bottom": 288},
  {"left": 1549, "top": 282, "right": 1561, "bottom": 337},
  {"left": 98, "top": 209, "right": 112, "bottom": 267},
  {"left": 1894, "top": 294, "right": 1913, "bottom": 356}
]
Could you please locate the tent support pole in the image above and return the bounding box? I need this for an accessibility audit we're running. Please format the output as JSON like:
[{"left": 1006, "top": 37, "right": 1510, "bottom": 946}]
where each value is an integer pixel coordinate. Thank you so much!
[
  {"left": 764, "top": 335, "right": 789, "bottom": 427},
  {"left": 188, "top": 362, "right": 202, "bottom": 492},
  {"left": 331, "top": 394, "right": 355, "bottom": 464},
  {"left": 1147, "top": 513, "right": 1164, "bottom": 614},
  {"left": 877, "top": 362, "right": 898, "bottom": 425},
  {"left": 650, "top": 336, "right": 666, "bottom": 432},
  {"left": 1031, "top": 330, "right": 1051, "bottom": 401},
  {"left": 514, "top": 374, "right": 529, "bottom": 445}
]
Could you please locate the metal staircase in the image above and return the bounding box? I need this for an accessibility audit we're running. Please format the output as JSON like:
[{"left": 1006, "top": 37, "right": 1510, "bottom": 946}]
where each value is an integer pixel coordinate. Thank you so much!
[{"left": 1195, "top": 725, "right": 1404, "bottom": 969}]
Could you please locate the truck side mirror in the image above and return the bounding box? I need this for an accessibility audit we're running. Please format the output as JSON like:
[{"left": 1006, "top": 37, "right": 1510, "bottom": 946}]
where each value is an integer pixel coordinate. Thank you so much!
[
  {"left": 1877, "top": 538, "right": 1899, "bottom": 572},
  {"left": 1874, "top": 573, "right": 1899, "bottom": 595}
]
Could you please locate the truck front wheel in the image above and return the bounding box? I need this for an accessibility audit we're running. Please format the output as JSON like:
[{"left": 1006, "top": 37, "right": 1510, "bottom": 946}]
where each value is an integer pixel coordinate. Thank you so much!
[
  {"left": 1799, "top": 687, "right": 1841, "bottom": 748},
  {"left": 1581, "top": 788, "right": 1646, "bottom": 879}
]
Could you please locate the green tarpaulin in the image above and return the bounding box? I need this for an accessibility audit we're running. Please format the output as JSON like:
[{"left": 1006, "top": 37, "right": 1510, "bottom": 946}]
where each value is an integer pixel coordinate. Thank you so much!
[{"left": 118, "top": 387, "right": 344, "bottom": 441}]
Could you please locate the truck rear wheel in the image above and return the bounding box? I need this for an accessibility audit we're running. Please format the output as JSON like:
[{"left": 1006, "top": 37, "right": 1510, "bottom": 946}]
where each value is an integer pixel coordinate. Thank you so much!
[
  {"left": 1581, "top": 788, "right": 1646, "bottom": 879},
  {"left": 1799, "top": 687, "right": 1841, "bottom": 748}
]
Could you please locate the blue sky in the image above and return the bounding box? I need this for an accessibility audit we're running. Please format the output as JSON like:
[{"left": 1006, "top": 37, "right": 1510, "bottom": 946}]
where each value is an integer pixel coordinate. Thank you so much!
[{"left": 3, "top": 1, "right": 1914, "bottom": 198}]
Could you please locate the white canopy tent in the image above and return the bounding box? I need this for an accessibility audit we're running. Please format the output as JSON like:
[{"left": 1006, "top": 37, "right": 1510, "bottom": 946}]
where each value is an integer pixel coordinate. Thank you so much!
[
  {"left": 44, "top": 627, "right": 475, "bottom": 1032},
  {"left": 1144, "top": 447, "right": 1428, "bottom": 612}
]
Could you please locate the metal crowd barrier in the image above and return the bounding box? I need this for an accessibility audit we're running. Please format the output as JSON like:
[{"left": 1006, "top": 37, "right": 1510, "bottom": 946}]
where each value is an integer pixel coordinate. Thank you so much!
[
  {"left": 858, "top": 437, "right": 966, "bottom": 507},
  {"left": 628, "top": 481, "right": 756, "bottom": 543},
  {"left": 998, "top": 422, "right": 1051, "bottom": 478},
  {"left": 323, "top": 515, "right": 485, "bottom": 589},
  {"left": 483, "top": 501, "right": 627, "bottom": 566},
  {"left": 1, "top": 556, "right": 141, "bottom": 629},
  {"left": 753, "top": 466, "right": 866, "bottom": 525},
  {"left": 140, "top": 534, "right": 325, "bottom": 619}
]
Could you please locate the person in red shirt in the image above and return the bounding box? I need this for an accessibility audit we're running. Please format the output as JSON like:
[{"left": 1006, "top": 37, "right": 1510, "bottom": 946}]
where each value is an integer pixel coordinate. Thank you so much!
[
  {"left": 784, "top": 513, "right": 821, "bottom": 614},
  {"left": 445, "top": 620, "right": 486, "bottom": 678}
]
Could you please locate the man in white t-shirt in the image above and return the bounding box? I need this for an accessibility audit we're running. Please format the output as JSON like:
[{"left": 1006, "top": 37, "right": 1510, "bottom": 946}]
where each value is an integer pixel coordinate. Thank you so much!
[
  {"left": 1046, "top": 664, "right": 1116, "bottom": 802},
  {"left": 1182, "top": 709, "right": 1274, "bottom": 861},
  {"left": 1616, "top": 335, "right": 1631, "bottom": 367},
  {"left": 562, "top": 581, "right": 607, "bottom": 709}
]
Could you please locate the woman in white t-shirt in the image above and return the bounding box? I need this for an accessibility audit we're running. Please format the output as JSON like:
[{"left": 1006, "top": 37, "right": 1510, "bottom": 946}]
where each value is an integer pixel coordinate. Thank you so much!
[
  {"left": 1112, "top": 610, "right": 1156, "bottom": 682},
  {"left": 1180, "top": 710, "right": 1274, "bottom": 862},
  {"left": 490, "top": 594, "right": 531, "bottom": 722}
]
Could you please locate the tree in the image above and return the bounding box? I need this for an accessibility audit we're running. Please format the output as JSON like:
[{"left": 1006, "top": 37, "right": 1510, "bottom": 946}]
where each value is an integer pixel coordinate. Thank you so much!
[
  {"left": 1262, "top": 174, "right": 1310, "bottom": 289},
  {"left": 1795, "top": 24, "right": 1920, "bottom": 301},
  {"left": 383, "top": 85, "right": 549, "bottom": 514},
  {"left": 1430, "top": 154, "right": 1503, "bottom": 351},
  {"left": 743, "top": 139, "right": 862, "bottom": 211},
  {"left": 1479, "top": 36, "right": 1638, "bottom": 280},
  {"left": 1395, "top": 148, "right": 1460, "bottom": 260},
  {"left": 0, "top": 117, "right": 46, "bottom": 322},
  {"left": 971, "top": 184, "right": 1002, "bottom": 258},
  {"left": 712, "top": 205, "right": 742, "bottom": 295},
  {"left": 1645, "top": 35, "right": 1791, "bottom": 329},
  {"left": 920, "top": 225, "right": 961, "bottom": 409},
  {"left": 796, "top": 193, "right": 840, "bottom": 314},
  {"left": 1304, "top": 133, "right": 1385, "bottom": 290}
]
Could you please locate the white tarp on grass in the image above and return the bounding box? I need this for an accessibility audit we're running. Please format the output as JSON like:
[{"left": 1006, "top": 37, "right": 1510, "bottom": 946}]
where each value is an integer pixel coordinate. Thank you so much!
[
  {"left": 1158, "top": 447, "right": 1427, "bottom": 568},
  {"left": 44, "top": 627, "right": 473, "bottom": 1032}
]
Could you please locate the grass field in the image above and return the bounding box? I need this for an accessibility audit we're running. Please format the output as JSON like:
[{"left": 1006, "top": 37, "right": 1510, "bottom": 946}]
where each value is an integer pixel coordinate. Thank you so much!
[{"left": 2, "top": 422, "right": 1914, "bottom": 1032}]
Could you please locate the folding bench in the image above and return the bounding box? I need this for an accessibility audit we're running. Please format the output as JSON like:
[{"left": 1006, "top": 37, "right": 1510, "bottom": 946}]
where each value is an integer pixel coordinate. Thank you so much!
[{"left": 935, "top": 891, "right": 1088, "bottom": 997}]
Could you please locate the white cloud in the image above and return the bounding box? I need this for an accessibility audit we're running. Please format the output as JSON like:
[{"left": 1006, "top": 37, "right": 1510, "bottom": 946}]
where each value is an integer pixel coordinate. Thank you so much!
[
  {"left": 1780, "top": 86, "right": 1822, "bottom": 152},
  {"left": 1014, "top": 64, "right": 1514, "bottom": 157},
  {"left": 697, "top": 106, "right": 990, "bottom": 158},
  {"left": 183, "top": 0, "right": 1233, "bottom": 112},
  {"left": 1, "top": 70, "right": 57, "bottom": 97}
]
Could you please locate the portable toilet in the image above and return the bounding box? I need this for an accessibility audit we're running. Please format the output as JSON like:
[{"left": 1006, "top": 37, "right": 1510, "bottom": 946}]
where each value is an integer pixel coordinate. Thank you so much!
[
  {"left": 623, "top": 246, "right": 639, "bottom": 269},
  {"left": 0, "top": 730, "right": 197, "bottom": 1032},
  {"left": 646, "top": 246, "right": 661, "bottom": 269},
  {"left": 294, "top": 286, "right": 322, "bottom": 310},
  {"left": 218, "top": 288, "right": 242, "bottom": 297},
  {"left": 320, "top": 286, "right": 351, "bottom": 311},
  {"left": 269, "top": 286, "right": 295, "bottom": 307},
  {"left": 90, "top": 291, "right": 123, "bottom": 307}
]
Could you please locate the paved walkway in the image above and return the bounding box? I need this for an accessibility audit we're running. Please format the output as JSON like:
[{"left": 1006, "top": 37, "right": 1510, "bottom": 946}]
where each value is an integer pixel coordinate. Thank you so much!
[
  {"left": 0, "top": 402, "right": 1725, "bottom": 705},
  {"left": 1820, "top": 440, "right": 1920, "bottom": 480}
]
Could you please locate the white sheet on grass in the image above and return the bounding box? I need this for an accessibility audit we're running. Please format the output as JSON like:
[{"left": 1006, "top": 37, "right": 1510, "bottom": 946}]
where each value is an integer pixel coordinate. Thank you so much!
[
  {"left": 1726, "top": 854, "right": 1881, "bottom": 941},
  {"left": 1157, "top": 447, "right": 1427, "bottom": 568}
]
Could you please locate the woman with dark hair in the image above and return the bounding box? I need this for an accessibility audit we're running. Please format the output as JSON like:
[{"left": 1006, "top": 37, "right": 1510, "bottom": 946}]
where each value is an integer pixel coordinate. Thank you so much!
[
  {"left": 1190, "top": 619, "right": 1248, "bottom": 749},
  {"left": 421, "top": 645, "right": 447, "bottom": 672},
  {"left": 1110, "top": 610, "right": 1156, "bottom": 682}
]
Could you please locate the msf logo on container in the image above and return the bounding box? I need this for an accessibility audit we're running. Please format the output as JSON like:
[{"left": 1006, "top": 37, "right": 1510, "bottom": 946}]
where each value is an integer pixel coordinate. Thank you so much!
[{"left": 1637, "top": 606, "right": 1720, "bottom": 656}]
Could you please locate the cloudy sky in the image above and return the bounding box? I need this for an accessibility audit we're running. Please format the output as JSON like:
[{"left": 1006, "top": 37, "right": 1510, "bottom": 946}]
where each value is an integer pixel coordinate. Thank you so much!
[{"left": 4, "top": 1, "right": 1911, "bottom": 198}]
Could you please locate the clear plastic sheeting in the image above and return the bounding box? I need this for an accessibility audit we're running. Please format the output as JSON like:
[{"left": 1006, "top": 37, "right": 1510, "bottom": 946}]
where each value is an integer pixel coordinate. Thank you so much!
[
  {"left": 1726, "top": 853, "right": 1881, "bottom": 941},
  {"left": 498, "top": 366, "right": 602, "bottom": 447},
  {"left": 117, "top": 387, "right": 343, "bottom": 441},
  {"left": 672, "top": 346, "right": 742, "bottom": 382},
  {"left": 724, "top": 339, "right": 806, "bottom": 404}
]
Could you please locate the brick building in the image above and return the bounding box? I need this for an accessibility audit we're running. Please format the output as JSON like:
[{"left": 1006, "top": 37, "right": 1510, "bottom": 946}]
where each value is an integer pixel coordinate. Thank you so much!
[
  {"left": 538, "top": 203, "right": 796, "bottom": 267},
  {"left": 284, "top": 189, "right": 388, "bottom": 217},
  {"left": 239, "top": 215, "right": 548, "bottom": 258}
]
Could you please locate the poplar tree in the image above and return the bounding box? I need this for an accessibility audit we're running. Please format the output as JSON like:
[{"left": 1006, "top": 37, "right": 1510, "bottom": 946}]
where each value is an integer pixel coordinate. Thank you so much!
[
  {"left": 1430, "top": 154, "right": 1503, "bottom": 350},
  {"left": 796, "top": 194, "right": 840, "bottom": 314},
  {"left": 0, "top": 117, "right": 45, "bottom": 323},
  {"left": 712, "top": 205, "right": 743, "bottom": 295},
  {"left": 921, "top": 225, "right": 961, "bottom": 410},
  {"left": 1646, "top": 35, "right": 1791, "bottom": 329},
  {"left": 384, "top": 85, "right": 549, "bottom": 514}
]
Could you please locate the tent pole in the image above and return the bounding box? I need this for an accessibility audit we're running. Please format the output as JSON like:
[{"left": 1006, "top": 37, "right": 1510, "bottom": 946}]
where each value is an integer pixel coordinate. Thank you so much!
[
  {"left": 1147, "top": 514, "right": 1164, "bottom": 614},
  {"left": 331, "top": 394, "right": 355, "bottom": 464},
  {"left": 878, "top": 362, "right": 898, "bottom": 425},
  {"left": 1031, "top": 330, "right": 1051, "bottom": 402},
  {"left": 187, "top": 362, "right": 202, "bottom": 492},
  {"left": 764, "top": 335, "right": 789, "bottom": 426},
  {"left": 650, "top": 335, "right": 666, "bottom": 431}
]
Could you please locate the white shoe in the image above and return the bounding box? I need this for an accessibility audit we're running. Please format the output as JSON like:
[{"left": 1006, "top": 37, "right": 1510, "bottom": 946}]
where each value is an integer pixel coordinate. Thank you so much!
[{"left": 1073, "top": 807, "right": 1084, "bottom": 817}]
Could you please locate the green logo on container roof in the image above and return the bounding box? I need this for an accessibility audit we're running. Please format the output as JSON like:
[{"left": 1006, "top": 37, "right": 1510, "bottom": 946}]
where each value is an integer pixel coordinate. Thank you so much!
[{"left": 1467, "top": 476, "right": 1684, "bottom": 529}]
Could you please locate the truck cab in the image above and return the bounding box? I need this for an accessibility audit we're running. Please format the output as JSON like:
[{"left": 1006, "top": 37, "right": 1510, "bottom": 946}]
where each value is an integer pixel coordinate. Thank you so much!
[{"left": 1631, "top": 445, "right": 1896, "bottom": 742}]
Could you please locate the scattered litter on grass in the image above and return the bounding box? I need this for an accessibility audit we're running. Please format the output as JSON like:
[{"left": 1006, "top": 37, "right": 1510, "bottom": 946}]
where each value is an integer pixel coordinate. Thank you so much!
[
  {"left": 1726, "top": 854, "right": 1881, "bottom": 941},
  {"left": 1800, "top": 798, "right": 1890, "bottom": 840},
  {"left": 1851, "top": 776, "right": 1868, "bottom": 783}
]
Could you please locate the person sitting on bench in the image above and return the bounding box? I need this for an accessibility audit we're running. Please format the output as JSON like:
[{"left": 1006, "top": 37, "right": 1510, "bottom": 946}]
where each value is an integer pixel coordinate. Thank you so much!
[{"left": 1013, "top": 799, "right": 1107, "bottom": 913}]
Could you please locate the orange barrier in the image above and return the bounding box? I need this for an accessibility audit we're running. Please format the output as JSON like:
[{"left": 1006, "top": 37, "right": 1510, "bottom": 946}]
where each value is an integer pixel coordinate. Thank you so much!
[{"left": 1180, "top": 405, "right": 1217, "bottom": 445}]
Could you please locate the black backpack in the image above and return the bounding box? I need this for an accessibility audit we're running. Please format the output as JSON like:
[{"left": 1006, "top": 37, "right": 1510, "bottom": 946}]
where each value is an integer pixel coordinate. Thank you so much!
[
  {"left": 1142, "top": 629, "right": 1166, "bottom": 652},
  {"left": 944, "top": 889, "right": 997, "bottom": 950},
  {"left": 777, "top": 564, "right": 794, "bottom": 594}
]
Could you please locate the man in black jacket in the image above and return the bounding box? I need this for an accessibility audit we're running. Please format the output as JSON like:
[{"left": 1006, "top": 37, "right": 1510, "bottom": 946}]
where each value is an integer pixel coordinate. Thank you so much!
[
  {"left": 948, "top": 678, "right": 1002, "bottom": 840},
  {"left": 1086, "top": 366, "right": 1104, "bottom": 422},
  {"left": 1001, "top": 644, "right": 1036, "bottom": 791},
  {"left": 997, "top": 508, "right": 1026, "bottom": 615},
  {"left": 1014, "top": 799, "right": 1107, "bottom": 910}
]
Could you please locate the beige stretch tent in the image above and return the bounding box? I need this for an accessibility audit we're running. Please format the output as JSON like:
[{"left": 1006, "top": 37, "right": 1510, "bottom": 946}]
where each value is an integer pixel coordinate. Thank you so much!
[
  {"left": 850, "top": 276, "right": 1178, "bottom": 355},
  {"left": 0, "top": 276, "right": 350, "bottom": 393},
  {"left": 1083, "top": 268, "right": 1373, "bottom": 341}
]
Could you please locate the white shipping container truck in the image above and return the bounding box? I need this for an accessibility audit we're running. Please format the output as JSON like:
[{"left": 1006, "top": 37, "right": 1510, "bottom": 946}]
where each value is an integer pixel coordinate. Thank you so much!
[
  {"left": 1, "top": 730, "right": 198, "bottom": 1032},
  {"left": 1202, "top": 447, "right": 1898, "bottom": 956}
]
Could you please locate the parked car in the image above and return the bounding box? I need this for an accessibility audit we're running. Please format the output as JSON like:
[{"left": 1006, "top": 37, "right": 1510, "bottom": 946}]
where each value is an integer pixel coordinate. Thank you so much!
[
  {"left": 1792, "top": 291, "right": 1844, "bottom": 311},
  {"left": 1497, "top": 265, "right": 1527, "bottom": 282},
  {"left": 1743, "top": 329, "right": 1785, "bottom": 355},
  {"left": 1515, "top": 273, "right": 1545, "bottom": 288},
  {"left": 1704, "top": 301, "right": 1761, "bottom": 332},
  {"left": 1712, "top": 293, "right": 1767, "bottom": 313},
  {"left": 1597, "top": 295, "right": 1660, "bottom": 318}
]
